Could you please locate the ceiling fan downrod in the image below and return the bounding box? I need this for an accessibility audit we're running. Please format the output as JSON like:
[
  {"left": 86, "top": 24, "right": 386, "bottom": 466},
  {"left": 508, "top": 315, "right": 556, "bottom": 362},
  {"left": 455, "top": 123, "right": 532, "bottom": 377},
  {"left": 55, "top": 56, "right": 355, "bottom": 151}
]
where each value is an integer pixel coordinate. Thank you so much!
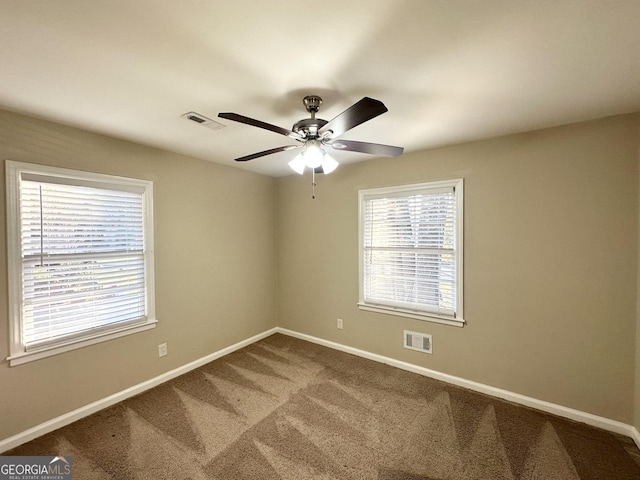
[{"left": 293, "top": 96, "right": 329, "bottom": 140}]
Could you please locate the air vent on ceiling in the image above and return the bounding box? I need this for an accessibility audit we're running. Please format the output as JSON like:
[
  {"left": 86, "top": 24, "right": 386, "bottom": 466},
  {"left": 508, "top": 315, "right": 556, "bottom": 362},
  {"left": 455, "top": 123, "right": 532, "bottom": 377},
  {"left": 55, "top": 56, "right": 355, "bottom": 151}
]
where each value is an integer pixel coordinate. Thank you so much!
[
  {"left": 404, "top": 330, "right": 432, "bottom": 354},
  {"left": 181, "top": 111, "right": 225, "bottom": 130}
]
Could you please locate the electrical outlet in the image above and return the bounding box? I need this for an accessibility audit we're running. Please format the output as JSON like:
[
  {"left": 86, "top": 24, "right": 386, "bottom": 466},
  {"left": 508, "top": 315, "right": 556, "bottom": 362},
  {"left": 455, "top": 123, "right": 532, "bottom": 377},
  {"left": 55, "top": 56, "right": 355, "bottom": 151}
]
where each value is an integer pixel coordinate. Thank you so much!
[
  {"left": 158, "top": 343, "right": 168, "bottom": 357},
  {"left": 337, "top": 318, "right": 343, "bottom": 330}
]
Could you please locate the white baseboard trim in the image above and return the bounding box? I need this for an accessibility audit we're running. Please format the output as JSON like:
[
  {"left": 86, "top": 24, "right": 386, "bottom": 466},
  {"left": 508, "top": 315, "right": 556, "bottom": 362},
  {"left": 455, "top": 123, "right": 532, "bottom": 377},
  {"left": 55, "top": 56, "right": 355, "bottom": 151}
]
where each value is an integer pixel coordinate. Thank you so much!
[
  {"left": 0, "top": 328, "right": 278, "bottom": 454},
  {"left": 3, "top": 326, "right": 639, "bottom": 454},
  {"left": 631, "top": 427, "right": 640, "bottom": 450},
  {"left": 276, "top": 327, "right": 640, "bottom": 450}
]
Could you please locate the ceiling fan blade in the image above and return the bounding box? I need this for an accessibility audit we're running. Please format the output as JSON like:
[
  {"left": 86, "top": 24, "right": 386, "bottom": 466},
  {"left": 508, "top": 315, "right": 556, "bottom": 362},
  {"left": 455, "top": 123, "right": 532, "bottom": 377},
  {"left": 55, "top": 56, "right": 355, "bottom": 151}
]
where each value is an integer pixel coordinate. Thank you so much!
[
  {"left": 318, "top": 97, "right": 388, "bottom": 138},
  {"left": 218, "top": 112, "right": 301, "bottom": 139},
  {"left": 331, "top": 139, "right": 404, "bottom": 157},
  {"left": 235, "top": 145, "right": 300, "bottom": 162}
]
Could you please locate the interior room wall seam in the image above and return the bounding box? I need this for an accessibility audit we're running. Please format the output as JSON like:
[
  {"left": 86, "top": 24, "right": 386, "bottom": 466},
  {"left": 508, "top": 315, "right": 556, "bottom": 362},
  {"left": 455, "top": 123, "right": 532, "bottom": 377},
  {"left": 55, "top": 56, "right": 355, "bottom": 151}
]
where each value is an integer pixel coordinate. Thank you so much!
[{"left": 636, "top": 116, "right": 640, "bottom": 431}]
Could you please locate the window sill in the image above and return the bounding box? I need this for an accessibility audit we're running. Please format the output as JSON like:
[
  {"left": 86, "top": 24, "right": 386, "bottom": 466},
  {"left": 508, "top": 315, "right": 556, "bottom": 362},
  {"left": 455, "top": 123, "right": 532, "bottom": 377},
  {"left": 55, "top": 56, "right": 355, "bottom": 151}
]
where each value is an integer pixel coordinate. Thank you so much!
[
  {"left": 7, "top": 319, "right": 158, "bottom": 367},
  {"left": 357, "top": 303, "right": 465, "bottom": 327}
]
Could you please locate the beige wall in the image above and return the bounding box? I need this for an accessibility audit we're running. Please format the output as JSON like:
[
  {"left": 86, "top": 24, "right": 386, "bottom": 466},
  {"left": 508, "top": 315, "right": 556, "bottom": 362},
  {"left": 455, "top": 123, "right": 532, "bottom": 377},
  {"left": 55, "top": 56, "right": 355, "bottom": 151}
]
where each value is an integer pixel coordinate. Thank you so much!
[
  {"left": 0, "top": 109, "right": 277, "bottom": 439},
  {"left": 2, "top": 107, "right": 639, "bottom": 442},
  {"left": 637, "top": 125, "right": 640, "bottom": 431},
  {"left": 277, "top": 114, "right": 640, "bottom": 423}
]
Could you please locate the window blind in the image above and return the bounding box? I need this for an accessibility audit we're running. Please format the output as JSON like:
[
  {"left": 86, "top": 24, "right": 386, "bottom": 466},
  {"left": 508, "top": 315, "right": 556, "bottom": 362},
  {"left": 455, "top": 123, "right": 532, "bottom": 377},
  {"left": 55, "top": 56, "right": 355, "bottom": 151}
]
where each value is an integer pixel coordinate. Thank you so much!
[
  {"left": 19, "top": 178, "right": 147, "bottom": 349},
  {"left": 362, "top": 187, "right": 457, "bottom": 317}
]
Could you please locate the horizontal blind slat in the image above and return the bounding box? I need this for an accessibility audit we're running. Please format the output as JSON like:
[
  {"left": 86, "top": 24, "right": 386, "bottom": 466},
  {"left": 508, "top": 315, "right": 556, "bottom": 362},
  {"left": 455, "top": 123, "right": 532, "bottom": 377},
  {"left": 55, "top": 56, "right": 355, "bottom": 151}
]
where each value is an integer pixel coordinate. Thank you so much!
[
  {"left": 362, "top": 188, "right": 458, "bottom": 315},
  {"left": 19, "top": 176, "right": 148, "bottom": 347}
]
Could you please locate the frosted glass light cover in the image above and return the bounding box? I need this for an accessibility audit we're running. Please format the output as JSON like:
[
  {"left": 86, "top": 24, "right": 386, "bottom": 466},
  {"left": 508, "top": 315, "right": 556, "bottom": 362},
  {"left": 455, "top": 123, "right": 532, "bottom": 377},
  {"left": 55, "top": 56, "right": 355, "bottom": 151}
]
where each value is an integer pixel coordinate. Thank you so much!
[
  {"left": 321, "top": 154, "right": 339, "bottom": 174},
  {"left": 303, "top": 142, "right": 323, "bottom": 168},
  {"left": 288, "top": 153, "right": 305, "bottom": 174}
]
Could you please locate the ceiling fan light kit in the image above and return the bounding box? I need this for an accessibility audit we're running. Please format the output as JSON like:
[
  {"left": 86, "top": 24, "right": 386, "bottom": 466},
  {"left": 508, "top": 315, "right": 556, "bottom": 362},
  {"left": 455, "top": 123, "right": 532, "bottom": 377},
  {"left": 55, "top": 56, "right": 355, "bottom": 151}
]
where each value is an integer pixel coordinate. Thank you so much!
[
  {"left": 218, "top": 95, "right": 403, "bottom": 197},
  {"left": 301, "top": 139, "right": 323, "bottom": 168},
  {"left": 288, "top": 150, "right": 339, "bottom": 175}
]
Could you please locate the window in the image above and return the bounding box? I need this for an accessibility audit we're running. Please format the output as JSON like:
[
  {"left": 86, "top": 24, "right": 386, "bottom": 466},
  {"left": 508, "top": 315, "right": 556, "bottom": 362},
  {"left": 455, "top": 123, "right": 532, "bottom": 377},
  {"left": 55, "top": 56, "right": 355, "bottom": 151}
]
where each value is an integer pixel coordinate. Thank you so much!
[
  {"left": 358, "top": 179, "right": 464, "bottom": 326},
  {"left": 6, "top": 161, "right": 156, "bottom": 366}
]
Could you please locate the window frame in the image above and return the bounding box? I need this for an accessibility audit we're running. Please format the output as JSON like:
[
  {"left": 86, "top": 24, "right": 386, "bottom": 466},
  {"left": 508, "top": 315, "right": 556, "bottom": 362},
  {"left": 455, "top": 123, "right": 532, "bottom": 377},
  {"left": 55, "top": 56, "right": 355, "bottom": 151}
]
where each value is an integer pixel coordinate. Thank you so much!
[
  {"left": 5, "top": 160, "right": 157, "bottom": 366},
  {"left": 358, "top": 178, "right": 464, "bottom": 327}
]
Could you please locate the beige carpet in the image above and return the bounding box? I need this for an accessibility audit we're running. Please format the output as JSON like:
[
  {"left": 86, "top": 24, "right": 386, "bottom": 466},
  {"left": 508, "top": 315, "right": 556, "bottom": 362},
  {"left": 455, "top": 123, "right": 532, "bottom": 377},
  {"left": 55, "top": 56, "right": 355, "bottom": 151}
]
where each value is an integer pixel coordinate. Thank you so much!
[{"left": 7, "top": 333, "right": 640, "bottom": 479}]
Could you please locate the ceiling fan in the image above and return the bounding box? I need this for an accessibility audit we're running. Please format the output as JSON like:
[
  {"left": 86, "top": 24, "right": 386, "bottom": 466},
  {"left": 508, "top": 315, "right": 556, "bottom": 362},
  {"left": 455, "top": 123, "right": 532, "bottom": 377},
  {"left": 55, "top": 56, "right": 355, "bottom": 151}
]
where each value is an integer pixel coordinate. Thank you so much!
[{"left": 218, "top": 95, "right": 404, "bottom": 175}]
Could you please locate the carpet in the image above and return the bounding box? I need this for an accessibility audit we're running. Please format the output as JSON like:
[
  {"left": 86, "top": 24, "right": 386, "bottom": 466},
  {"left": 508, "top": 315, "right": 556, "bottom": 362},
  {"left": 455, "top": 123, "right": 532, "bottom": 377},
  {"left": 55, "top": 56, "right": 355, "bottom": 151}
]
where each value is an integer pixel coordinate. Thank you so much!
[{"left": 6, "top": 333, "right": 640, "bottom": 479}]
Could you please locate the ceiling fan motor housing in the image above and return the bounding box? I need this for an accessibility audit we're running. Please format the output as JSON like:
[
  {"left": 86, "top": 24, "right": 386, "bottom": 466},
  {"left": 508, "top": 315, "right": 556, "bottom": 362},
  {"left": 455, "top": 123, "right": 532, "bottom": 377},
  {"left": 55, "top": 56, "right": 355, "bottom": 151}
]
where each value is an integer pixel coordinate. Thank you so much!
[{"left": 292, "top": 117, "right": 329, "bottom": 139}]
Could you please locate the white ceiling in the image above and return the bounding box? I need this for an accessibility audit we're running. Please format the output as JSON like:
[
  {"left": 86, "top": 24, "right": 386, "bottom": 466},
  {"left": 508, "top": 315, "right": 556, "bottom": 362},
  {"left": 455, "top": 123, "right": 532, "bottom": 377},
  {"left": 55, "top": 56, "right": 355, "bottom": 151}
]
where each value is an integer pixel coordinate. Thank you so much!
[{"left": 1, "top": 1, "right": 639, "bottom": 177}]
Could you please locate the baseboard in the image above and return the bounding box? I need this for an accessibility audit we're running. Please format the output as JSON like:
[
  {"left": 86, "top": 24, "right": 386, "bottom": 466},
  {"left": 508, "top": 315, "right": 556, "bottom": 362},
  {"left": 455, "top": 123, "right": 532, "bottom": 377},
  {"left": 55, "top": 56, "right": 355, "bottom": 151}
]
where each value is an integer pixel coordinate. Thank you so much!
[
  {"left": 0, "top": 327, "right": 278, "bottom": 454},
  {"left": 631, "top": 427, "right": 640, "bottom": 450},
  {"left": 276, "top": 327, "right": 640, "bottom": 450},
  {"left": 3, "top": 326, "right": 639, "bottom": 453}
]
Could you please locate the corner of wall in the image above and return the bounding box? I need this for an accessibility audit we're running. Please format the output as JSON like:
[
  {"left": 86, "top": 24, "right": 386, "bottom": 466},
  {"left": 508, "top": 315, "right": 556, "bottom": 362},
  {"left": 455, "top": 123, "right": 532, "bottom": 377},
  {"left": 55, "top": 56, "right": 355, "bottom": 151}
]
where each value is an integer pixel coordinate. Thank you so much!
[{"left": 635, "top": 114, "right": 640, "bottom": 432}]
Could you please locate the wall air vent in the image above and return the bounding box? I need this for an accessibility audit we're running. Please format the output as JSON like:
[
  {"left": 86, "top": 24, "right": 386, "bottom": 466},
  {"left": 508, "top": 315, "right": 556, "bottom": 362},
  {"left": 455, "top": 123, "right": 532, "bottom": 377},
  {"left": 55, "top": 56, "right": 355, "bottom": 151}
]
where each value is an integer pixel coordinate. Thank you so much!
[
  {"left": 404, "top": 330, "right": 432, "bottom": 354},
  {"left": 181, "top": 112, "right": 225, "bottom": 130}
]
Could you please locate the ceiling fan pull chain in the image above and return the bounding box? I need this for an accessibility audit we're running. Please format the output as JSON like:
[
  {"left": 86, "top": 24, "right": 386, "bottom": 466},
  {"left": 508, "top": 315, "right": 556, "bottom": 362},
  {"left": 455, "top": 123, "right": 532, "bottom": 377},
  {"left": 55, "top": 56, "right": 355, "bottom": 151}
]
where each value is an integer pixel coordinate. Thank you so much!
[{"left": 311, "top": 168, "right": 316, "bottom": 199}]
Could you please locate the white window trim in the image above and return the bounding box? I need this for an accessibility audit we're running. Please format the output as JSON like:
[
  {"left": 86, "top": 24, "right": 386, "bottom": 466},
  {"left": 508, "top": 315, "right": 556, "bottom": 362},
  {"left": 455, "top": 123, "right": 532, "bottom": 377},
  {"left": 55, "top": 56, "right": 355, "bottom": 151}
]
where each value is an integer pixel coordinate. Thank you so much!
[
  {"left": 5, "top": 160, "right": 157, "bottom": 366},
  {"left": 358, "top": 179, "right": 464, "bottom": 327}
]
